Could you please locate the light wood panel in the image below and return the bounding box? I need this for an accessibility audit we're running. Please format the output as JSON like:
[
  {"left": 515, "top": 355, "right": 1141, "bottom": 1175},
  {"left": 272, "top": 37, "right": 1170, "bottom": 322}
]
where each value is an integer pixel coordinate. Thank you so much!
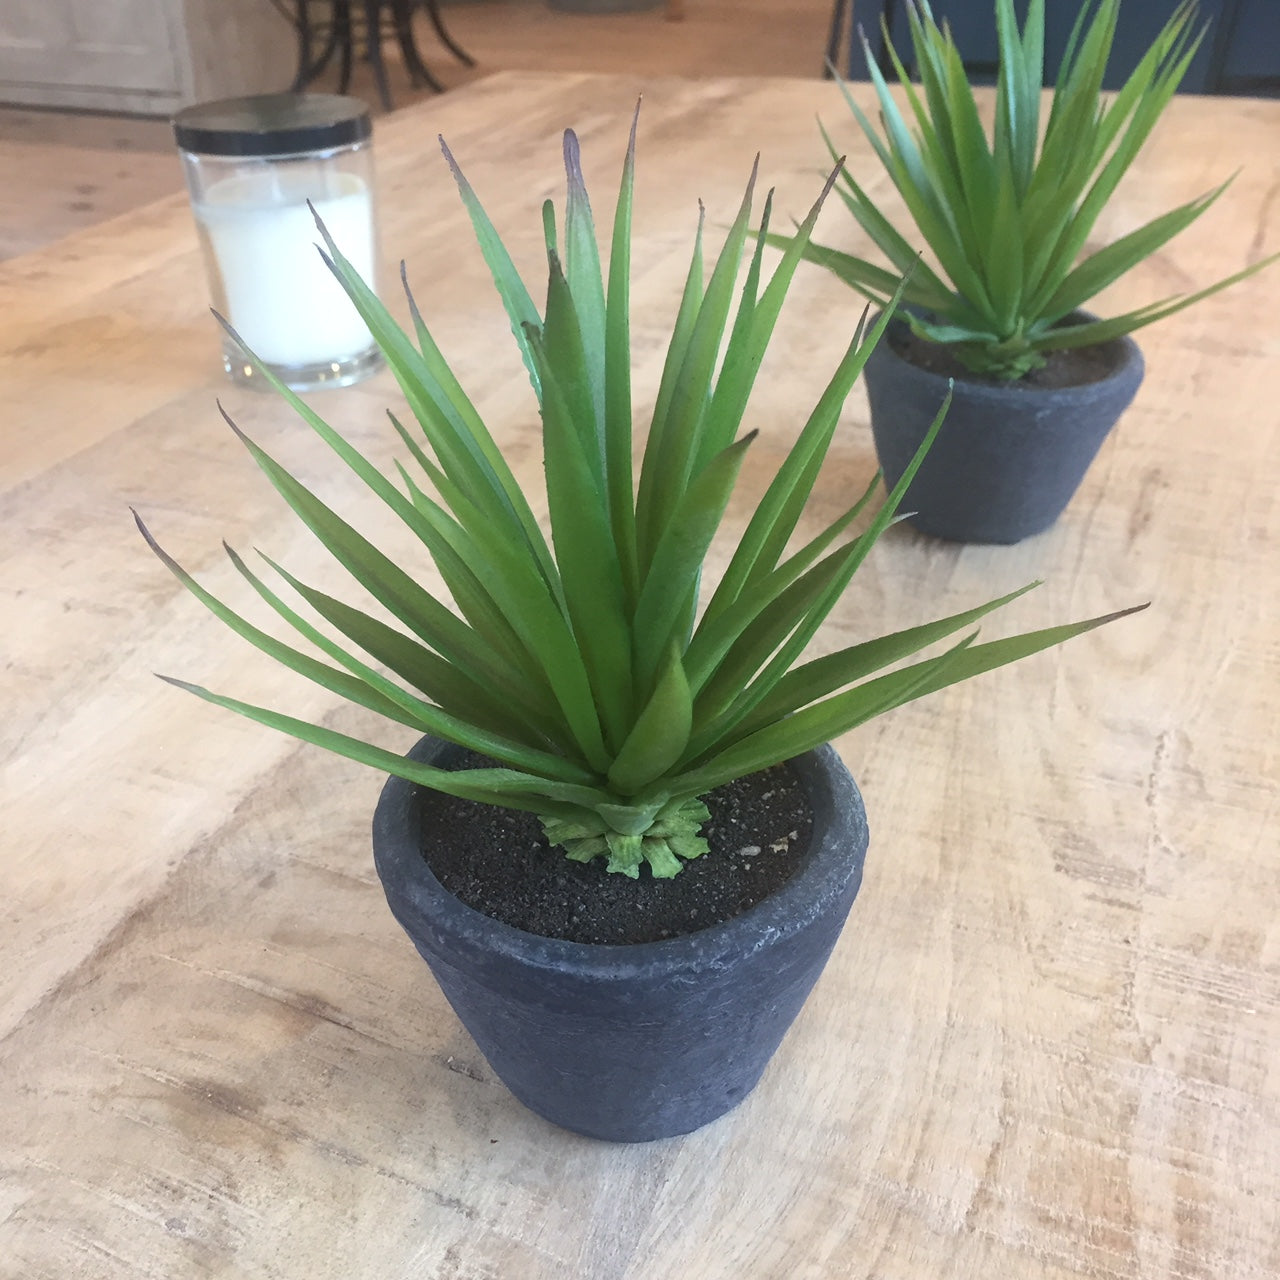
[
  {"left": 0, "top": 0, "right": 296, "bottom": 114},
  {"left": 0, "top": 0, "right": 834, "bottom": 259},
  {"left": 1, "top": 70, "right": 1278, "bottom": 1280}
]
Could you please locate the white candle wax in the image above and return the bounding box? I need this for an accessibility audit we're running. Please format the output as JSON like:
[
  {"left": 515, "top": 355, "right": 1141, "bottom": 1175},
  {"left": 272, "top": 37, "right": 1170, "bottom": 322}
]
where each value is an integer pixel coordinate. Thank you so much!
[{"left": 195, "top": 169, "right": 376, "bottom": 369}]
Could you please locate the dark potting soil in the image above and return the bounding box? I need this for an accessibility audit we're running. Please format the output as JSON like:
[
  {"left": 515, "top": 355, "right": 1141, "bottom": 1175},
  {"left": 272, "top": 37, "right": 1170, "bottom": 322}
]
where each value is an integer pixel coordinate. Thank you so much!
[
  {"left": 892, "top": 324, "right": 1128, "bottom": 390},
  {"left": 416, "top": 756, "right": 814, "bottom": 946}
]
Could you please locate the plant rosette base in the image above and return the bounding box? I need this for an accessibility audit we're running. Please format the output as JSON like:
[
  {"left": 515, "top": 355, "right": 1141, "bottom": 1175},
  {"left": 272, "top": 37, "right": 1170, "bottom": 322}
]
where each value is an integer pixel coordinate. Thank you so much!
[
  {"left": 411, "top": 753, "right": 817, "bottom": 946},
  {"left": 863, "top": 310, "right": 1145, "bottom": 545},
  {"left": 372, "top": 736, "right": 868, "bottom": 1143}
]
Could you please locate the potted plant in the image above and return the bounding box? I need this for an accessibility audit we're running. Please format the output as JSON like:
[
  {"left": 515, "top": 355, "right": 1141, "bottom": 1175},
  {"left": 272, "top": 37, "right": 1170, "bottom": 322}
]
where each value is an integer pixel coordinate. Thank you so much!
[
  {"left": 774, "top": 0, "right": 1279, "bottom": 543},
  {"left": 137, "top": 117, "right": 1142, "bottom": 1142}
]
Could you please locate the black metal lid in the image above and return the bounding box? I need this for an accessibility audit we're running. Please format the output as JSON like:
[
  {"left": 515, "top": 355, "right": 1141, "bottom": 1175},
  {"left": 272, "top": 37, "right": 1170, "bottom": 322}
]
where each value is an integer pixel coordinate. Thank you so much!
[{"left": 172, "top": 93, "right": 372, "bottom": 157}]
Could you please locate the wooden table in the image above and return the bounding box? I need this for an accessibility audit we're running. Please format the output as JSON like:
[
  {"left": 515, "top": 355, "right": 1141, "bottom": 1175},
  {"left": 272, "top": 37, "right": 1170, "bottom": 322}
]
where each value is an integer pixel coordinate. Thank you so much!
[{"left": 2, "top": 71, "right": 1278, "bottom": 1279}]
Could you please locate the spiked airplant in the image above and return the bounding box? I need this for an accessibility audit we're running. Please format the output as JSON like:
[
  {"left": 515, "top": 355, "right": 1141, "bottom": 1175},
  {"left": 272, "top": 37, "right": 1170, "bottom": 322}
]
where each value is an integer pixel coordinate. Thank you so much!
[
  {"left": 138, "top": 115, "right": 1140, "bottom": 878},
  {"left": 780, "top": 0, "right": 1279, "bottom": 380}
]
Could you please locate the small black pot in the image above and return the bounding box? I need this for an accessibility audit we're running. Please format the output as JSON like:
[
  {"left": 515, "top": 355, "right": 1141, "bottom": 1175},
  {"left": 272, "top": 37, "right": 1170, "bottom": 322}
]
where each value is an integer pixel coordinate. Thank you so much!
[
  {"left": 372, "top": 737, "right": 868, "bottom": 1143},
  {"left": 863, "top": 311, "right": 1144, "bottom": 544}
]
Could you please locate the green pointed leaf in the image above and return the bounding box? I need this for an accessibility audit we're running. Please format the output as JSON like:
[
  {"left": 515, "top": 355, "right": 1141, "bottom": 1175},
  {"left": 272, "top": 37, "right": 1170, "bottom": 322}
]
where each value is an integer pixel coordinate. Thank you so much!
[
  {"left": 1041, "top": 180, "right": 1231, "bottom": 319},
  {"left": 688, "top": 470, "right": 882, "bottom": 701},
  {"left": 605, "top": 104, "right": 640, "bottom": 605},
  {"left": 700, "top": 385, "right": 952, "bottom": 740},
  {"left": 219, "top": 409, "right": 517, "bottom": 696},
  {"left": 392, "top": 460, "right": 549, "bottom": 687},
  {"left": 632, "top": 431, "right": 756, "bottom": 691},
  {"left": 674, "top": 603, "right": 1147, "bottom": 794},
  {"left": 636, "top": 205, "right": 703, "bottom": 533},
  {"left": 159, "top": 676, "right": 609, "bottom": 816},
  {"left": 635, "top": 161, "right": 757, "bottom": 567},
  {"left": 438, "top": 136, "right": 543, "bottom": 397},
  {"left": 1033, "top": 249, "right": 1280, "bottom": 352},
  {"left": 700, "top": 296, "right": 899, "bottom": 630},
  {"left": 562, "top": 128, "right": 608, "bottom": 444},
  {"left": 308, "top": 231, "right": 541, "bottom": 558},
  {"left": 674, "top": 635, "right": 982, "bottom": 794},
  {"left": 136, "top": 510, "right": 425, "bottom": 732},
  {"left": 541, "top": 251, "right": 604, "bottom": 488},
  {"left": 527, "top": 322, "right": 634, "bottom": 747},
  {"left": 254, "top": 550, "right": 564, "bottom": 752},
  {"left": 731, "top": 582, "right": 1040, "bottom": 736},
  {"left": 702, "top": 160, "right": 845, "bottom": 469},
  {"left": 607, "top": 645, "right": 693, "bottom": 796}
]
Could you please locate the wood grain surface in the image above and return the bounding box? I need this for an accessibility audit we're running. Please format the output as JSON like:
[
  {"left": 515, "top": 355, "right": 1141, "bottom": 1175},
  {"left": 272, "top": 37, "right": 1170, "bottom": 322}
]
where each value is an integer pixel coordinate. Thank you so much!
[{"left": 1, "top": 71, "right": 1277, "bottom": 1279}]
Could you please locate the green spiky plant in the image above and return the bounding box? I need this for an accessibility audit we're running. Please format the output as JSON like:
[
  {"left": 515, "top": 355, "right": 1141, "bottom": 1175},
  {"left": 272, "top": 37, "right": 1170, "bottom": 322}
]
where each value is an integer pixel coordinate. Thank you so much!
[
  {"left": 778, "top": 0, "right": 1279, "bottom": 380},
  {"left": 138, "top": 117, "right": 1142, "bottom": 880}
]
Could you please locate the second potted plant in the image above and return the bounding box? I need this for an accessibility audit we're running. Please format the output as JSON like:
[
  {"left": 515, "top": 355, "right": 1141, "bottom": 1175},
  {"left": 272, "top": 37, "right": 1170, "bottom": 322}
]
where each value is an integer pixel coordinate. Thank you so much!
[
  {"left": 139, "top": 115, "right": 1142, "bottom": 1141},
  {"left": 778, "top": 0, "right": 1278, "bottom": 543}
]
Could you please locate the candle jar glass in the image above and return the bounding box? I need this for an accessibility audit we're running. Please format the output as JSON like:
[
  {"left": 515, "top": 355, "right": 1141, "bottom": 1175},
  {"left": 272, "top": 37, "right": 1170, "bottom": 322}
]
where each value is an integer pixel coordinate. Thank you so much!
[{"left": 174, "top": 94, "right": 382, "bottom": 392}]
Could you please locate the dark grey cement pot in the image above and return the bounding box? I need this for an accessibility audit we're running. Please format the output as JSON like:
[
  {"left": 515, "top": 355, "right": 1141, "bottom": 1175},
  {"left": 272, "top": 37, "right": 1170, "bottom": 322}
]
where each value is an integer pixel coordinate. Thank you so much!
[
  {"left": 863, "top": 311, "right": 1144, "bottom": 544},
  {"left": 372, "top": 737, "right": 868, "bottom": 1143}
]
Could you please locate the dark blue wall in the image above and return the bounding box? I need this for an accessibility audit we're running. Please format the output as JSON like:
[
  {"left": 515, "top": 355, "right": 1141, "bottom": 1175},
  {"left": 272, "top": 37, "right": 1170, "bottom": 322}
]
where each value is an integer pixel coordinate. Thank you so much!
[{"left": 832, "top": 0, "right": 1279, "bottom": 96}]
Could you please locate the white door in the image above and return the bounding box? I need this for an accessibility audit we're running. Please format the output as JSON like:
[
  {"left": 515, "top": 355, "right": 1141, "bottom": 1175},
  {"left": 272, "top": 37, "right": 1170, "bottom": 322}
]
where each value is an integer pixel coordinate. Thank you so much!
[{"left": 0, "top": 0, "right": 182, "bottom": 96}]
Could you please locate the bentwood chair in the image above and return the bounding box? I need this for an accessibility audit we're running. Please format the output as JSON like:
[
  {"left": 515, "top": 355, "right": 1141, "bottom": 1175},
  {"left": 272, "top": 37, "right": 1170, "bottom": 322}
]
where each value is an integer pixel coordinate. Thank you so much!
[{"left": 291, "top": 0, "right": 475, "bottom": 110}]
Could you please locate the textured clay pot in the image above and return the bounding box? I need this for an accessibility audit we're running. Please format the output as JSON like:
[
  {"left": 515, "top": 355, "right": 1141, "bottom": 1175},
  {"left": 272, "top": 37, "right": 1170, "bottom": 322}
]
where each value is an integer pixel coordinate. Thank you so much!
[
  {"left": 863, "top": 311, "right": 1144, "bottom": 544},
  {"left": 372, "top": 737, "right": 868, "bottom": 1143}
]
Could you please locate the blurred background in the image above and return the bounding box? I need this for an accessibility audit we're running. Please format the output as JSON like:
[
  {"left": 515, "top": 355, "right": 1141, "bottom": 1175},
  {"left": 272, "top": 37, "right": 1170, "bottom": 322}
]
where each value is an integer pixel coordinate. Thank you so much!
[{"left": 1, "top": 0, "right": 1276, "bottom": 261}]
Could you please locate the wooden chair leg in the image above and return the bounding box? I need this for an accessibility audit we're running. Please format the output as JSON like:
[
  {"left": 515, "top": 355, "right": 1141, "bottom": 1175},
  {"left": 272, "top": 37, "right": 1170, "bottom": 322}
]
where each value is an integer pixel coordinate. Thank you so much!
[
  {"left": 418, "top": 0, "right": 476, "bottom": 67},
  {"left": 359, "top": 0, "right": 394, "bottom": 111},
  {"left": 293, "top": 0, "right": 345, "bottom": 90},
  {"left": 292, "top": 0, "right": 314, "bottom": 91},
  {"left": 392, "top": 0, "right": 446, "bottom": 92},
  {"left": 336, "top": 0, "right": 354, "bottom": 93},
  {"left": 823, "top": 0, "right": 847, "bottom": 77}
]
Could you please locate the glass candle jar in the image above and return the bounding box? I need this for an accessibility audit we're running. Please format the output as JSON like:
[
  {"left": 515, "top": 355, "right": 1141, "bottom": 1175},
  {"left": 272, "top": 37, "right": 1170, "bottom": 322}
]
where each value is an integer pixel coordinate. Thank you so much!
[{"left": 173, "top": 93, "right": 382, "bottom": 392}]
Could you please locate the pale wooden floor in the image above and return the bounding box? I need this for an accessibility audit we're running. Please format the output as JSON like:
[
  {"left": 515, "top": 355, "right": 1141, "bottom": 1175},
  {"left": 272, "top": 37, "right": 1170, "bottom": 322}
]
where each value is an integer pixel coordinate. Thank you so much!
[{"left": 0, "top": 0, "right": 837, "bottom": 261}]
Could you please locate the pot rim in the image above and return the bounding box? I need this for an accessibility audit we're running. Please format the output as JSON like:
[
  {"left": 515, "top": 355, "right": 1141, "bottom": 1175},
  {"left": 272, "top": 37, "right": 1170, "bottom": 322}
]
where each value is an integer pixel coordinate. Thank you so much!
[
  {"left": 868, "top": 307, "right": 1145, "bottom": 407},
  {"left": 373, "top": 738, "right": 868, "bottom": 980}
]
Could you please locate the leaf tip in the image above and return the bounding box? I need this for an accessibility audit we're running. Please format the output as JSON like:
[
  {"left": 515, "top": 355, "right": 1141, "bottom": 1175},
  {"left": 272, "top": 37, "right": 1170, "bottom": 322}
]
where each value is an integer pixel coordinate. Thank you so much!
[
  {"left": 439, "top": 135, "right": 470, "bottom": 190},
  {"left": 563, "top": 128, "right": 593, "bottom": 208},
  {"left": 215, "top": 399, "right": 249, "bottom": 444},
  {"left": 132, "top": 506, "right": 158, "bottom": 549}
]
